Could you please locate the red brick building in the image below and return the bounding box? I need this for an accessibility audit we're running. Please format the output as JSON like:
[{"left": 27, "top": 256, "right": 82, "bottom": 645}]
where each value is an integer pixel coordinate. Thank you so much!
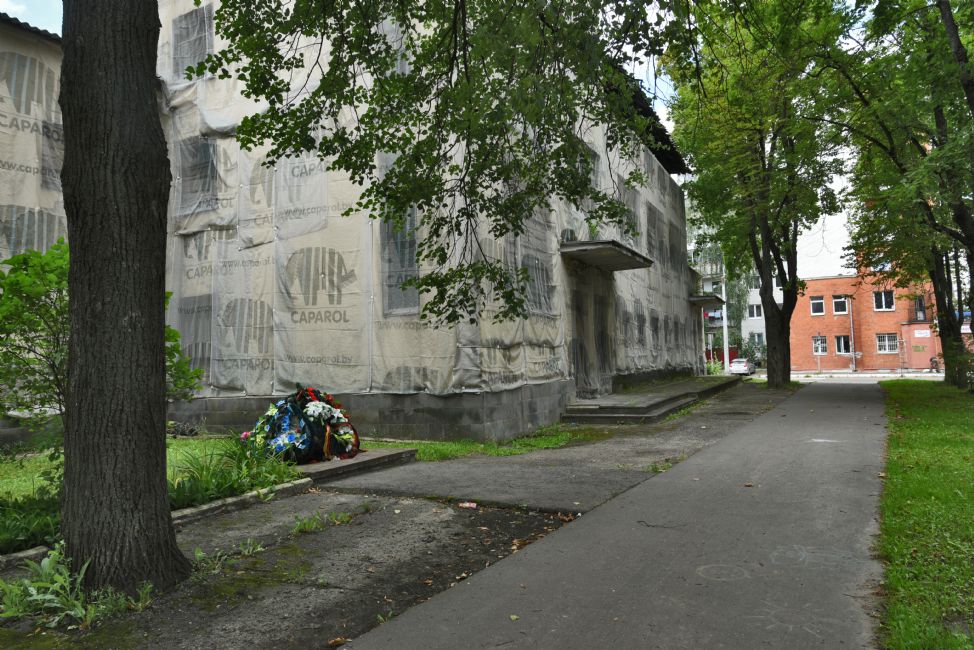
[{"left": 790, "top": 276, "right": 942, "bottom": 372}]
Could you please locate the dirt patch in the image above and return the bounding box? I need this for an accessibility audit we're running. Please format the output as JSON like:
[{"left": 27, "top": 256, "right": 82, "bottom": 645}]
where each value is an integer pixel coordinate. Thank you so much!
[{"left": 0, "top": 493, "right": 568, "bottom": 649}]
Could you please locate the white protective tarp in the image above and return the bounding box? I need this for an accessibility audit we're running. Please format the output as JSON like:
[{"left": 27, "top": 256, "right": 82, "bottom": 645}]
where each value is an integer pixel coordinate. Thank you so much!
[
  {"left": 0, "top": 22, "right": 64, "bottom": 262},
  {"left": 149, "top": 0, "right": 700, "bottom": 399}
]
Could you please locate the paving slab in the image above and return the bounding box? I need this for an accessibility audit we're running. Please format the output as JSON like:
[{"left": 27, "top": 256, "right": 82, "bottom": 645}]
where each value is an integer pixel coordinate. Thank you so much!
[
  {"left": 325, "top": 383, "right": 791, "bottom": 513},
  {"left": 346, "top": 382, "right": 885, "bottom": 649}
]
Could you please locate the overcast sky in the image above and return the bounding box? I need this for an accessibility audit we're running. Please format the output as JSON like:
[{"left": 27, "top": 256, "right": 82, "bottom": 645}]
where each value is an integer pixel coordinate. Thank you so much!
[{"left": 0, "top": 0, "right": 60, "bottom": 34}]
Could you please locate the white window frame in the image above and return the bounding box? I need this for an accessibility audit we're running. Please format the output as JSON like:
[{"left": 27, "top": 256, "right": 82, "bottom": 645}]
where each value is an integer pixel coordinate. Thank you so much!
[
  {"left": 876, "top": 333, "right": 899, "bottom": 354},
  {"left": 832, "top": 295, "right": 848, "bottom": 315},
  {"left": 874, "top": 290, "right": 895, "bottom": 311},
  {"left": 747, "top": 304, "right": 762, "bottom": 319},
  {"left": 810, "top": 296, "right": 825, "bottom": 316},
  {"left": 812, "top": 336, "right": 827, "bottom": 355},
  {"left": 835, "top": 335, "right": 851, "bottom": 355}
]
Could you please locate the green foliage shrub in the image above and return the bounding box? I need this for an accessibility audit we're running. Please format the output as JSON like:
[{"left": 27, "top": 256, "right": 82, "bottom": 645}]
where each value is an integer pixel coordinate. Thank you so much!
[
  {"left": 0, "top": 543, "right": 152, "bottom": 629},
  {"left": 0, "top": 241, "right": 203, "bottom": 429}
]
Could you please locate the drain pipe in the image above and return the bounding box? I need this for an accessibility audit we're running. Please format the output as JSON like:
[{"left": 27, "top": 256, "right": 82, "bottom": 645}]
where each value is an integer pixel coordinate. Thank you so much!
[{"left": 848, "top": 295, "right": 856, "bottom": 372}]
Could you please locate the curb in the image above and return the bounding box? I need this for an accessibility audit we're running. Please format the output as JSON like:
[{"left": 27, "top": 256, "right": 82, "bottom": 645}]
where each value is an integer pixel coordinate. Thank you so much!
[
  {"left": 171, "top": 477, "right": 313, "bottom": 528},
  {"left": 0, "top": 477, "right": 313, "bottom": 572},
  {"left": 0, "top": 545, "right": 49, "bottom": 571}
]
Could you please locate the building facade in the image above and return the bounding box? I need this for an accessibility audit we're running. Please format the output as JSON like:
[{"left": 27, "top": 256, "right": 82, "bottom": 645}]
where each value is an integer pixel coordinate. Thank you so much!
[
  {"left": 0, "top": 13, "right": 63, "bottom": 263},
  {"left": 790, "top": 275, "right": 941, "bottom": 373},
  {"left": 155, "top": 1, "right": 705, "bottom": 438},
  {"left": 0, "top": 8, "right": 707, "bottom": 440}
]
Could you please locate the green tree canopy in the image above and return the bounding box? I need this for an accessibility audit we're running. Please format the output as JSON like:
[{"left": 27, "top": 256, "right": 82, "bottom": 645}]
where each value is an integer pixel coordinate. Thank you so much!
[
  {"left": 665, "top": 0, "right": 846, "bottom": 387},
  {"left": 195, "top": 0, "right": 692, "bottom": 324}
]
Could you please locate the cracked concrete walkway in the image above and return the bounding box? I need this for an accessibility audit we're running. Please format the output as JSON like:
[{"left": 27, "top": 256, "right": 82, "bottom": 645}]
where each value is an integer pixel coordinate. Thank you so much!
[
  {"left": 326, "top": 382, "right": 789, "bottom": 513},
  {"left": 346, "top": 382, "right": 886, "bottom": 649}
]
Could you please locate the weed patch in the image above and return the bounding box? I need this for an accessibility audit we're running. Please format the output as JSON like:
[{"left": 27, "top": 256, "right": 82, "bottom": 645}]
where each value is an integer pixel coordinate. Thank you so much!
[{"left": 0, "top": 543, "right": 152, "bottom": 629}]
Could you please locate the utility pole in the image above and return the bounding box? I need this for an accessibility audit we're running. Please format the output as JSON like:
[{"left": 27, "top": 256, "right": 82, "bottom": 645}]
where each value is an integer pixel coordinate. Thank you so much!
[{"left": 721, "top": 254, "right": 730, "bottom": 372}]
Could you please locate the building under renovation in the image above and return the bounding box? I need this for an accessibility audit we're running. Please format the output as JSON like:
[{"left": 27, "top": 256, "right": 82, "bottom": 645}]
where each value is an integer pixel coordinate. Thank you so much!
[{"left": 1, "top": 7, "right": 707, "bottom": 440}]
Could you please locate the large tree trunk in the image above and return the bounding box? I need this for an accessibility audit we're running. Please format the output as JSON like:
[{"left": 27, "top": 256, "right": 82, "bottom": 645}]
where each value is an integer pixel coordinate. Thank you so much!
[
  {"left": 763, "top": 304, "right": 792, "bottom": 388},
  {"left": 60, "top": 1, "right": 191, "bottom": 592}
]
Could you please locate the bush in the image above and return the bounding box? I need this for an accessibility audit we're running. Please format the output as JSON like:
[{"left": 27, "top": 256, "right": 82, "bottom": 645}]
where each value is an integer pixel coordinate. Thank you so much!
[
  {"left": 0, "top": 490, "right": 60, "bottom": 554},
  {"left": 0, "top": 242, "right": 203, "bottom": 429},
  {"left": 705, "top": 359, "right": 724, "bottom": 375}
]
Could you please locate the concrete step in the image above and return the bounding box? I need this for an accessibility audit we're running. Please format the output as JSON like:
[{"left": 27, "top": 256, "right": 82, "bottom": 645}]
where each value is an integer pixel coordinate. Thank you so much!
[
  {"left": 565, "top": 392, "right": 692, "bottom": 416},
  {"left": 298, "top": 447, "right": 417, "bottom": 483},
  {"left": 561, "top": 395, "right": 698, "bottom": 425}
]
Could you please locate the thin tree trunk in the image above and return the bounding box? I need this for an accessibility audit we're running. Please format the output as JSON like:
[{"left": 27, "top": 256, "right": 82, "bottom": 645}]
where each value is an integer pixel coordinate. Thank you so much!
[
  {"left": 953, "top": 244, "right": 964, "bottom": 322},
  {"left": 930, "top": 247, "right": 967, "bottom": 389},
  {"left": 936, "top": 0, "right": 974, "bottom": 121},
  {"left": 60, "top": 0, "right": 191, "bottom": 592}
]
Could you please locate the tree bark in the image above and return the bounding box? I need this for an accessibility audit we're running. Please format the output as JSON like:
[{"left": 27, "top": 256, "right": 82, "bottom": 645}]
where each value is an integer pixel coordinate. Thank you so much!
[
  {"left": 936, "top": 0, "right": 974, "bottom": 121},
  {"left": 763, "top": 300, "right": 791, "bottom": 388},
  {"left": 930, "top": 247, "right": 968, "bottom": 389},
  {"left": 60, "top": 1, "right": 191, "bottom": 592}
]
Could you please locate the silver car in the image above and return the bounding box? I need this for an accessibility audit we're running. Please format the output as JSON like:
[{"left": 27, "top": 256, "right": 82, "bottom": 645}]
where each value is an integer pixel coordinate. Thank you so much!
[{"left": 729, "top": 358, "right": 756, "bottom": 375}]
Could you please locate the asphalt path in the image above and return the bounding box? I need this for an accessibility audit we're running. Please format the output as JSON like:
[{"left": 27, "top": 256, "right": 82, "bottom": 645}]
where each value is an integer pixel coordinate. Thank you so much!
[{"left": 347, "top": 382, "right": 886, "bottom": 649}]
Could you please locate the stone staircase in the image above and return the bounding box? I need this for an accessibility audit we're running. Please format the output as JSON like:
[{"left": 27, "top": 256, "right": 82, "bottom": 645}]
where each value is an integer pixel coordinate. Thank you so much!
[{"left": 561, "top": 376, "right": 740, "bottom": 426}]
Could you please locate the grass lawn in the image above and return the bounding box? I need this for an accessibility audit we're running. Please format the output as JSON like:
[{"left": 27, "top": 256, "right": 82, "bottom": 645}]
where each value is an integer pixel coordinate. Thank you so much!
[
  {"left": 363, "top": 423, "right": 613, "bottom": 461},
  {"left": 0, "top": 436, "right": 232, "bottom": 499},
  {"left": 879, "top": 379, "right": 974, "bottom": 647}
]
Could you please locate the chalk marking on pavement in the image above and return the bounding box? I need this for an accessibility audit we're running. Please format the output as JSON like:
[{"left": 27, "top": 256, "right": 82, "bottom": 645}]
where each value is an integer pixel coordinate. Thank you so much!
[
  {"left": 745, "top": 600, "right": 841, "bottom": 639},
  {"left": 695, "top": 564, "right": 750, "bottom": 581}
]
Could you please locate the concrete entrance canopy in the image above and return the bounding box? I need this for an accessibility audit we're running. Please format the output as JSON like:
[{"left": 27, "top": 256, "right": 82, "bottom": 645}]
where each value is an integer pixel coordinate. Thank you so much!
[
  {"left": 689, "top": 294, "right": 724, "bottom": 308},
  {"left": 559, "top": 239, "right": 654, "bottom": 271}
]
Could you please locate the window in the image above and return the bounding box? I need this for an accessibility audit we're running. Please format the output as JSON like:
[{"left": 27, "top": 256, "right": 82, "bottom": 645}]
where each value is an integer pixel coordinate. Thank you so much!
[
  {"left": 645, "top": 202, "right": 660, "bottom": 257},
  {"left": 810, "top": 296, "right": 825, "bottom": 315},
  {"left": 835, "top": 335, "right": 851, "bottom": 354},
  {"left": 832, "top": 295, "right": 848, "bottom": 314},
  {"left": 874, "top": 290, "right": 895, "bottom": 311},
  {"left": 41, "top": 121, "right": 63, "bottom": 192},
  {"left": 749, "top": 332, "right": 765, "bottom": 346},
  {"left": 177, "top": 136, "right": 218, "bottom": 215},
  {"left": 172, "top": 4, "right": 214, "bottom": 79},
  {"left": 584, "top": 146, "right": 602, "bottom": 190},
  {"left": 748, "top": 304, "right": 763, "bottom": 319},
  {"left": 381, "top": 208, "right": 420, "bottom": 315},
  {"left": 812, "top": 336, "right": 827, "bottom": 355},
  {"left": 914, "top": 297, "right": 927, "bottom": 322},
  {"left": 876, "top": 333, "right": 899, "bottom": 354},
  {"left": 711, "top": 282, "right": 722, "bottom": 296}
]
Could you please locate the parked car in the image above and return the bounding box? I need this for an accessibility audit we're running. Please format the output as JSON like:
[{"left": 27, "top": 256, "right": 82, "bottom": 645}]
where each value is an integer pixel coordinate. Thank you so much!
[{"left": 729, "top": 358, "right": 756, "bottom": 375}]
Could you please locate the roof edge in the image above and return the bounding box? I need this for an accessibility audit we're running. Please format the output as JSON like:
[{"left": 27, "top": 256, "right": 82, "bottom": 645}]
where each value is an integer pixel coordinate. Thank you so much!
[{"left": 0, "top": 12, "right": 61, "bottom": 45}]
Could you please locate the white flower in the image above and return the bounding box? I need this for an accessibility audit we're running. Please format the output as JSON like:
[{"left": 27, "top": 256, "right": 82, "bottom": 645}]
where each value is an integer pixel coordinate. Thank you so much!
[{"left": 305, "top": 401, "right": 335, "bottom": 420}]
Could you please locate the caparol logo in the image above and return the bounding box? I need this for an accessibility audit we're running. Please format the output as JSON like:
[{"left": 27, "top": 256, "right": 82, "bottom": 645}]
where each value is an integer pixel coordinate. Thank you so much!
[
  {"left": 284, "top": 246, "right": 356, "bottom": 307},
  {"left": 218, "top": 297, "right": 273, "bottom": 355}
]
